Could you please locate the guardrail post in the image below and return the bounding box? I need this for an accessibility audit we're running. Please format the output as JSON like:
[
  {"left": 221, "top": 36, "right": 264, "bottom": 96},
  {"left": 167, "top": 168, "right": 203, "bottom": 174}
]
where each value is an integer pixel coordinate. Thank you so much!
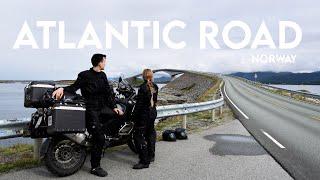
[
  {"left": 33, "top": 138, "right": 42, "bottom": 160},
  {"left": 212, "top": 108, "right": 215, "bottom": 120},
  {"left": 212, "top": 95, "right": 216, "bottom": 120},
  {"left": 182, "top": 114, "right": 187, "bottom": 129}
]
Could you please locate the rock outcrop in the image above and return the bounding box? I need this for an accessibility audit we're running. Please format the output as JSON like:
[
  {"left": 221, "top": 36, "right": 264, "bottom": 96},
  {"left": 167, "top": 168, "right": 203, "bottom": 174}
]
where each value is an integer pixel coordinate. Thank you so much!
[{"left": 158, "top": 72, "right": 218, "bottom": 105}]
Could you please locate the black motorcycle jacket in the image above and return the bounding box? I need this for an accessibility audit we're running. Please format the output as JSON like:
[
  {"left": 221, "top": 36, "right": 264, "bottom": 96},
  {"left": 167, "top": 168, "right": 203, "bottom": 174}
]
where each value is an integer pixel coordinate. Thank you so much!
[
  {"left": 63, "top": 68, "right": 117, "bottom": 110},
  {"left": 133, "top": 81, "right": 158, "bottom": 127}
]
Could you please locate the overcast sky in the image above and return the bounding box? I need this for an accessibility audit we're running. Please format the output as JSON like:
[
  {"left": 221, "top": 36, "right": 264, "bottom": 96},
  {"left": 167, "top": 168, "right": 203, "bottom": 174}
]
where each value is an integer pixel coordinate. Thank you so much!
[{"left": 0, "top": 0, "right": 319, "bottom": 80}]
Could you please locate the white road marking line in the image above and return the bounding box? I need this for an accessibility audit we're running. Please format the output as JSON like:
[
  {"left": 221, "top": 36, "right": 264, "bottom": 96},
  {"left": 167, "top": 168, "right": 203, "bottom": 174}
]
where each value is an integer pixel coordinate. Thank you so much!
[
  {"left": 261, "top": 129, "right": 286, "bottom": 149},
  {"left": 223, "top": 83, "right": 249, "bottom": 120}
]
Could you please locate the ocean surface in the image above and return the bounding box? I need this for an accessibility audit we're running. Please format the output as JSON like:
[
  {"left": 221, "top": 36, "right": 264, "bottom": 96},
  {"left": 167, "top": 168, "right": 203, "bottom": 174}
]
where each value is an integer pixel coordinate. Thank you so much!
[
  {"left": 269, "top": 84, "right": 320, "bottom": 95},
  {"left": 0, "top": 83, "right": 34, "bottom": 121}
]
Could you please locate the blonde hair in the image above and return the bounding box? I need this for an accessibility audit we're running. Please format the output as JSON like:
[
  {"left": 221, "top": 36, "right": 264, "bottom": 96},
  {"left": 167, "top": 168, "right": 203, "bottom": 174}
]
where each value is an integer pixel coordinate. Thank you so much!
[
  {"left": 142, "top": 69, "right": 156, "bottom": 107},
  {"left": 142, "top": 69, "right": 155, "bottom": 93}
]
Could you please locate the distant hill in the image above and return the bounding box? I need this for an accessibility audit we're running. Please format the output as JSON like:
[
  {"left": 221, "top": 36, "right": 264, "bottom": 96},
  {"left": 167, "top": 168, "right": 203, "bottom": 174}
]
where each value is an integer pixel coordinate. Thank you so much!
[{"left": 229, "top": 71, "right": 320, "bottom": 85}]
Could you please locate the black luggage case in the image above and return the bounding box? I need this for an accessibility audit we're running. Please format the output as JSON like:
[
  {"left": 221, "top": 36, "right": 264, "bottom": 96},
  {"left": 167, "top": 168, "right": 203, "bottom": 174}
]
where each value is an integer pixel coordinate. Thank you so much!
[
  {"left": 24, "top": 81, "right": 55, "bottom": 108},
  {"left": 47, "top": 104, "right": 86, "bottom": 134}
]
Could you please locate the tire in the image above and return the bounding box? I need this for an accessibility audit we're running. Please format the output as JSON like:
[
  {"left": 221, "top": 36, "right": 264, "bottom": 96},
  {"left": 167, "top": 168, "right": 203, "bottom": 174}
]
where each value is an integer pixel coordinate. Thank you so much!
[
  {"left": 44, "top": 138, "right": 86, "bottom": 177},
  {"left": 127, "top": 133, "right": 138, "bottom": 154}
]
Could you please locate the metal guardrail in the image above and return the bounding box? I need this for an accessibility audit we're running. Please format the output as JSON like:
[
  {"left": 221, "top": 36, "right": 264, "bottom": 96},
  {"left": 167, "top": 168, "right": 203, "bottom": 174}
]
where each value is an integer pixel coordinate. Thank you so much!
[
  {"left": 157, "top": 98, "right": 224, "bottom": 118},
  {"left": 0, "top": 120, "right": 29, "bottom": 129},
  {"left": 230, "top": 75, "right": 320, "bottom": 101}
]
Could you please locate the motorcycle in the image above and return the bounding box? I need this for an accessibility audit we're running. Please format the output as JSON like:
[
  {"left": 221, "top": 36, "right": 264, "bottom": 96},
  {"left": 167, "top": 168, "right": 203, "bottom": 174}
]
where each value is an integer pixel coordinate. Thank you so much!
[{"left": 24, "top": 77, "right": 138, "bottom": 177}]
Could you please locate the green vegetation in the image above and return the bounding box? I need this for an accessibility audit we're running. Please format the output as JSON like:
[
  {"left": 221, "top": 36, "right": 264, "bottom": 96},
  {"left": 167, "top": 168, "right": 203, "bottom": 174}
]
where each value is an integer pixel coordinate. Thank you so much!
[
  {"left": 0, "top": 144, "right": 40, "bottom": 174},
  {"left": 262, "top": 86, "right": 316, "bottom": 103},
  {"left": 0, "top": 144, "right": 33, "bottom": 156}
]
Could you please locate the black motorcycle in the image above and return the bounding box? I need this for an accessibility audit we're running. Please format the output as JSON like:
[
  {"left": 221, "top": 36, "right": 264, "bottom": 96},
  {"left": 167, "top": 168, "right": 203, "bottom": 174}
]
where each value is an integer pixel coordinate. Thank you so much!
[{"left": 23, "top": 77, "right": 138, "bottom": 177}]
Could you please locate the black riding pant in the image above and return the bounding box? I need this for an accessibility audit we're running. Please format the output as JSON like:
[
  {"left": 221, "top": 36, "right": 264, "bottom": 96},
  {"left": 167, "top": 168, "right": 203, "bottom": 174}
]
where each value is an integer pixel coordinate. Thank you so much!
[
  {"left": 86, "top": 109, "right": 105, "bottom": 169},
  {"left": 134, "top": 108, "right": 157, "bottom": 165}
]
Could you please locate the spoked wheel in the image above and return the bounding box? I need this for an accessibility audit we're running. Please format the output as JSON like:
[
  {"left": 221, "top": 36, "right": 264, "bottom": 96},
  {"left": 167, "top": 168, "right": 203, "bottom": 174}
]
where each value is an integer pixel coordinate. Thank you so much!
[{"left": 44, "top": 138, "right": 86, "bottom": 177}]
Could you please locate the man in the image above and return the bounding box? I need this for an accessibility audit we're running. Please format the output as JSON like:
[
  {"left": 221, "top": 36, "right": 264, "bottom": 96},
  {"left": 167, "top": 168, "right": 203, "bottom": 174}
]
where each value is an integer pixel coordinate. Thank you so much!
[{"left": 52, "top": 53, "right": 123, "bottom": 177}]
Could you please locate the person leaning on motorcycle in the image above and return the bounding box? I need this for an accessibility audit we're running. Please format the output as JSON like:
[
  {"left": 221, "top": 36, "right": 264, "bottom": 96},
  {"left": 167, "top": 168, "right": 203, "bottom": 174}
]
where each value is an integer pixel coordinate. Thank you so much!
[
  {"left": 52, "top": 53, "right": 124, "bottom": 177},
  {"left": 132, "top": 69, "right": 158, "bottom": 169}
]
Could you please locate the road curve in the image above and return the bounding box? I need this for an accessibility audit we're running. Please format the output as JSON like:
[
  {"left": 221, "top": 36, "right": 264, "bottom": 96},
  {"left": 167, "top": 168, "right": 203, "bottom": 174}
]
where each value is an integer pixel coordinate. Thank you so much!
[{"left": 222, "top": 76, "right": 320, "bottom": 180}]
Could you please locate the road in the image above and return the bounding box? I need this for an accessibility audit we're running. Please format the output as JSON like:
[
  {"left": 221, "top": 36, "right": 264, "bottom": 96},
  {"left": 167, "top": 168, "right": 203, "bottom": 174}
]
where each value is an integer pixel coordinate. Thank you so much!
[
  {"left": 222, "top": 76, "right": 320, "bottom": 180},
  {"left": 0, "top": 120, "right": 290, "bottom": 180}
]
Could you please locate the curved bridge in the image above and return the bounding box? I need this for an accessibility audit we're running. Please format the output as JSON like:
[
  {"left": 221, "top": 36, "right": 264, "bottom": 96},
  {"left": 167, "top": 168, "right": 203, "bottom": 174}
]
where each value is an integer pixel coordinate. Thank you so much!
[
  {"left": 128, "top": 69, "right": 187, "bottom": 79},
  {"left": 125, "top": 69, "right": 187, "bottom": 84}
]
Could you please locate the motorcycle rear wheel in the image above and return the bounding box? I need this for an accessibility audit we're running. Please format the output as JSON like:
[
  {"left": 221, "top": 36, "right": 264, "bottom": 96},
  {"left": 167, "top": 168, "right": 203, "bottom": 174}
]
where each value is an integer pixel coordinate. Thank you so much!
[{"left": 44, "top": 138, "right": 86, "bottom": 177}]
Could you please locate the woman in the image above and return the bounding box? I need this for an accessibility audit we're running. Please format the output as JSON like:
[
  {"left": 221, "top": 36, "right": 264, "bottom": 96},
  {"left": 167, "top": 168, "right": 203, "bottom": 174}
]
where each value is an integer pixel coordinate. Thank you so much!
[{"left": 132, "top": 69, "right": 159, "bottom": 169}]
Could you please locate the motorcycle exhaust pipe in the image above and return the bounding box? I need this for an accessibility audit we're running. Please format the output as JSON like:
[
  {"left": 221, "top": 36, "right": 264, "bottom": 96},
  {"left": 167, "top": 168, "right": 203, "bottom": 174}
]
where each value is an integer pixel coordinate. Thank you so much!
[{"left": 64, "top": 133, "right": 88, "bottom": 146}]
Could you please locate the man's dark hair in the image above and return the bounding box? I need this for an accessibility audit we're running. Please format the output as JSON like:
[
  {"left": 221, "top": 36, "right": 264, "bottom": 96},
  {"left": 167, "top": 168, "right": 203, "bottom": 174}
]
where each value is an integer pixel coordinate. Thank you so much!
[{"left": 91, "top": 53, "right": 106, "bottom": 66}]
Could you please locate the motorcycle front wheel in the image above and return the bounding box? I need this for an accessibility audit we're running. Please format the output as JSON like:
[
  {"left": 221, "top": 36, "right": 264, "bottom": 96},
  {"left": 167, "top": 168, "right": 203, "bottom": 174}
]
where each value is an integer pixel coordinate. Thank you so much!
[
  {"left": 44, "top": 138, "right": 86, "bottom": 177},
  {"left": 127, "top": 133, "right": 138, "bottom": 154}
]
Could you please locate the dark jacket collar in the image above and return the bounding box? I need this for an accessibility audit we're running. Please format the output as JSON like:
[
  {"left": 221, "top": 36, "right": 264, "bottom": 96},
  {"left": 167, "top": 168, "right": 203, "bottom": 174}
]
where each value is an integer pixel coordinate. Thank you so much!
[{"left": 90, "top": 67, "right": 103, "bottom": 74}]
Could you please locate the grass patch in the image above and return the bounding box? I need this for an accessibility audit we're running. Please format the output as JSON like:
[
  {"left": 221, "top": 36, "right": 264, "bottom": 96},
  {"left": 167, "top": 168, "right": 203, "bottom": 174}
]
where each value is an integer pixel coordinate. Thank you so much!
[
  {"left": 255, "top": 83, "right": 319, "bottom": 105},
  {"left": 0, "top": 144, "right": 33, "bottom": 156},
  {"left": 0, "top": 144, "right": 40, "bottom": 174},
  {"left": 0, "top": 158, "right": 39, "bottom": 174},
  {"left": 155, "top": 116, "right": 183, "bottom": 132},
  {"left": 265, "top": 87, "right": 312, "bottom": 102},
  {"left": 189, "top": 111, "right": 212, "bottom": 120}
]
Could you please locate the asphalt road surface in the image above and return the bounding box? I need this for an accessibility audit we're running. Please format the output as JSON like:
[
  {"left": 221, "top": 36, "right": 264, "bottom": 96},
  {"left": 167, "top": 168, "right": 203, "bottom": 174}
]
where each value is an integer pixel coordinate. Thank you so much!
[
  {"left": 0, "top": 120, "right": 290, "bottom": 180},
  {"left": 222, "top": 76, "right": 320, "bottom": 180}
]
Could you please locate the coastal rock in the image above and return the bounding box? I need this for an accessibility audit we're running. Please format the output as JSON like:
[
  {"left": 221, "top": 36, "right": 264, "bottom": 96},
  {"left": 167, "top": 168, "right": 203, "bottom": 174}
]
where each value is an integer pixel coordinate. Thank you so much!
[{"left": 158, "top": 72, "right": 216, "bottom": 105}]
